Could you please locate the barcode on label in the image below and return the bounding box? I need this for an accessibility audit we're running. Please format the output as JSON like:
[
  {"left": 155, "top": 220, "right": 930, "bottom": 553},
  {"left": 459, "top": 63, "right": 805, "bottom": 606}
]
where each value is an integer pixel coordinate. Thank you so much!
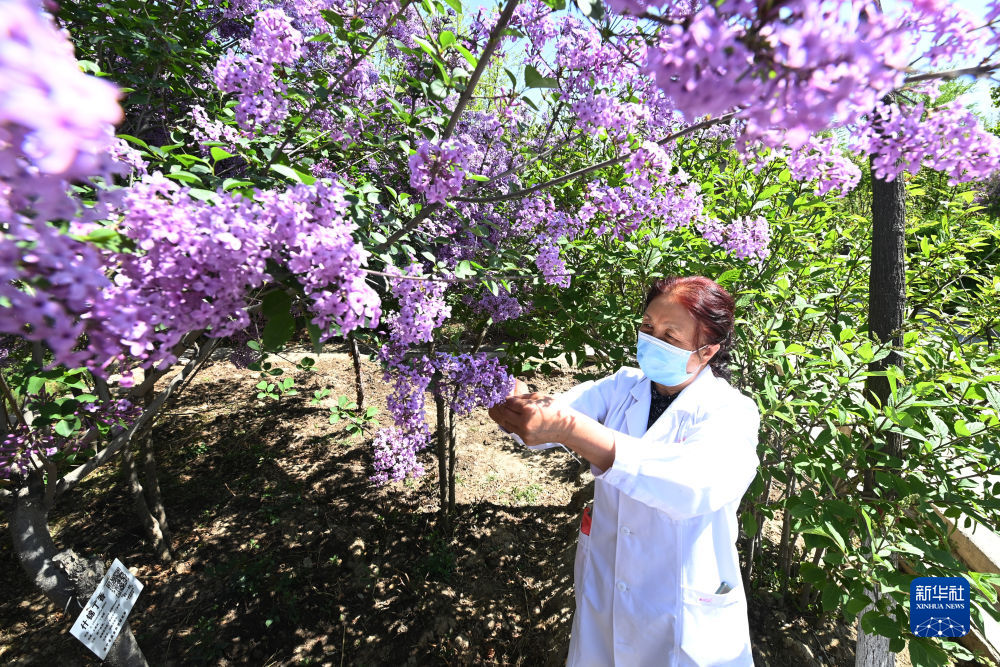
[{"left": 106, "top": 567, "right": 129, "bottom": 598}]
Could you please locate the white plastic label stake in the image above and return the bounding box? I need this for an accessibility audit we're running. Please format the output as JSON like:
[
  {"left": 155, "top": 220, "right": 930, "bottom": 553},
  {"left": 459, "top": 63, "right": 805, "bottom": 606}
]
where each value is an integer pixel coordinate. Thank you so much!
[{"left": 69, "top": 559, "right": 143, "bottom": 660}]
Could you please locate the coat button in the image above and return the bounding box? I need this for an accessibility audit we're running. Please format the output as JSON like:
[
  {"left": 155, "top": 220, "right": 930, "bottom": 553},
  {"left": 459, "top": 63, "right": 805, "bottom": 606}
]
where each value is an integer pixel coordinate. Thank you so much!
[
  {"left": 620, "top": 526, "right": 631, "bottom": 535},
  {"left": 617, "top": 581, "right": 627, "bottom": 592}
]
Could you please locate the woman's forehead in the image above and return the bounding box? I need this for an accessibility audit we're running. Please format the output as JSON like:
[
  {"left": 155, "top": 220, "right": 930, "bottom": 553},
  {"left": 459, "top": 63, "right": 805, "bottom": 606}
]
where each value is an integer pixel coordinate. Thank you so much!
[{"left": 643, "top": 295, "right": 696, "bottom": 331}]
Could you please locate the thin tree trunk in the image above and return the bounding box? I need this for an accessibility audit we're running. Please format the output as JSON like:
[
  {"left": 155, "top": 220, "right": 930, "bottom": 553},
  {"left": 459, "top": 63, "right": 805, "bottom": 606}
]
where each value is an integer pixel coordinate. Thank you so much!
[
  {"left": 348, "top": 332, "right": 364, "bottom": 409},
  {"left": 140, "top": 424, "right": 171, "bottom": 554},
  {"left": 434, "top": 392, "right": 450, "bottom": 533},
  {"left": 856, "top": 141, "right": 906, "bottom": 667},
  {"left": 11, "top": 474, "right": 149, "bottom": 666},
  {"left": 121, "top": 437, "right": 171, "bottom": 562},
  {"left": 447, "top": 403, "right": 456, "bottom": 517}
]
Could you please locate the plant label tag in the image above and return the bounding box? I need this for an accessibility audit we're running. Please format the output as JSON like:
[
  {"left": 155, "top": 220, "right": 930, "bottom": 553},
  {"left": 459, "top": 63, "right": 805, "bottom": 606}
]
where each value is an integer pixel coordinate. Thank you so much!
[{"left": 69, "top": 559, "right": 144, "bottom": 660}]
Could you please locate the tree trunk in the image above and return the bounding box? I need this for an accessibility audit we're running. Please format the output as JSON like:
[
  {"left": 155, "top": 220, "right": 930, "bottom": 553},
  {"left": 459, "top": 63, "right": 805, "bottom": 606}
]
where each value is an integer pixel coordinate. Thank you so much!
[
  {"left": 140, "top": 425, "right": 171, "bottom": 554},
  {"left": 447, "top": 403, "right": 456, "bottom": 517},
  {"left": 434, "top": 392, "right": 450, "bottom": 533},
  {"left": 11, "top": 474, "right": 149, "bottom": 666},
  {"left": 121, "top": 437, "right": 171, "bottom": 562},
  {"left": 855, "top": 150, "right": 906, "bottom": 667},
  {"left": 348, "top": 332, "right": 365, "bottom": 409}
]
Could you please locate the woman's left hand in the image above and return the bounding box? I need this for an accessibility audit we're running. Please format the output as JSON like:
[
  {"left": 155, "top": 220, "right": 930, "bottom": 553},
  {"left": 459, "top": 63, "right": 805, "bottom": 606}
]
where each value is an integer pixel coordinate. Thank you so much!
[{"left": 488, "top": 392, "right": 572, "bottom": 447}]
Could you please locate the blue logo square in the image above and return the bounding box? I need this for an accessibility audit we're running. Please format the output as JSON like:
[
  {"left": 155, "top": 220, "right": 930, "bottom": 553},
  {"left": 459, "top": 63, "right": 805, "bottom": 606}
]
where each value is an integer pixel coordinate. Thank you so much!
[{"left": 910, "top": 576, "right": 970, "bottom": 637}]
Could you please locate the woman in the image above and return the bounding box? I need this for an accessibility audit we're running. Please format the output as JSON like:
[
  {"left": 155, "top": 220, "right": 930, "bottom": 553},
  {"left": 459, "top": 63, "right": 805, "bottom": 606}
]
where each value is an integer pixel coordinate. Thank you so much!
[{"left": 489, "top": 275, "right": 760, "bottom": 666}]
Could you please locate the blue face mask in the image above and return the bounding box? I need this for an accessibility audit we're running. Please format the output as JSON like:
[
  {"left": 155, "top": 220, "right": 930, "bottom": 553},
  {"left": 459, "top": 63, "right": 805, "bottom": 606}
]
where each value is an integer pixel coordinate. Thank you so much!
[{"left": 636, "top": 331, "right": 708, "bottom": 387}]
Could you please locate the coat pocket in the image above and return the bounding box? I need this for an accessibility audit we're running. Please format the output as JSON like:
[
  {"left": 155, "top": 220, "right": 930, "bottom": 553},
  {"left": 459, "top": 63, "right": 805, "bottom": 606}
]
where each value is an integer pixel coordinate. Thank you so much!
[{"left": 679, "top": 584, "right": 750, "bottom": 665}]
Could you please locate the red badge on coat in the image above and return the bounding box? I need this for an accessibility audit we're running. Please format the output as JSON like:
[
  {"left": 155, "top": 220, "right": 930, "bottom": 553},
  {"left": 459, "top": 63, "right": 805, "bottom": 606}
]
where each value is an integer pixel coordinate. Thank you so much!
[{"left": 580, "top": 505, "right": 592, "bottom": 536}]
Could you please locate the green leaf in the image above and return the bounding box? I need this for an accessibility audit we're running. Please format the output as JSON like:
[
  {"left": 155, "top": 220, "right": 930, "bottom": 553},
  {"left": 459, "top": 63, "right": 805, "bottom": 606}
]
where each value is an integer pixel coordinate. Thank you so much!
[
  {"left": 261, "top": 291, "right": 295, "bottom": 350},
  {"left": 80, "top": 227, "right": 119, "bottom": 243},
  {"left": 455, "top": 44, "right": 477, "bottom": 68},
  {"left": 55, "top": 419, "right": 76, "bottom": 437},
  {"left": 439, "top": 30, "right": 456, "bottom": 48},
  {"left": 307, "top": 323, "right": 323, "bottom": 354},
  {"left": 443, "top": 0, "right": 462, "bottom": 11},
  {"left": 429, "top": 78, "right": 449, "bottom": 100},
  {"left": 908, "top": 637, "right": 951, "bottom": 667},
  {"left": 164, "top": 170, "right": 202, "bottom": 185},
  {"left": 210, "top": 147, "right": 235, "bottom": 162},
  {"left": 270, "top": 163, "right": 317, "bottom": 185},
  {"left": 524, "top": 64, "right": 558, "bottom": 89},
  {"left": 222, "top": 178, "right": 255, "bottom": 191}
]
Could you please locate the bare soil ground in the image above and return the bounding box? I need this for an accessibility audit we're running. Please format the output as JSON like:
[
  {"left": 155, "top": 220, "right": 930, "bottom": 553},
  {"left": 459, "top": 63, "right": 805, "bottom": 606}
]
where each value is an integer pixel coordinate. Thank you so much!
[{"left": 0, "top": 349, "right": 912, "bottom": 665}]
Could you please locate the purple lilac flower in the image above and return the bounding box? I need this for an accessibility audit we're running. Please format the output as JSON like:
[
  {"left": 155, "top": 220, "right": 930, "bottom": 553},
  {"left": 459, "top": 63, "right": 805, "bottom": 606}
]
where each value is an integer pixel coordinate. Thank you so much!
[
  {"left": 464, "top": 284, "right": 529, "bottom": 323},
  {"left": 383, "top": 264, "right": 451, "bottom": 347},
  {"left": 854, "top": 94, "right": 1000, "bottom": 185},
  {"left": 213, "top": 8, "right": 302, "bottom": 132},
  {"left": 0, "top": 0, "right": 123, "bottom": 223},
  {"left": 698, "top": 215, "right": 771, "bottom": 263},
  {"left": 408, "top": 138, "right": 472, "bottom": 204}
]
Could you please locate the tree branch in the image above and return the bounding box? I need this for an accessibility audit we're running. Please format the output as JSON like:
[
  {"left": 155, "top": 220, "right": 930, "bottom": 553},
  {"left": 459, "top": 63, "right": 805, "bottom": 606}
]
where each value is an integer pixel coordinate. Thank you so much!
[
  {"left": 441, "top": 0, "right": 521, "bottom": 142},
  {"left": 903, "top": 61, "right": 1000, "bottom": 85}
]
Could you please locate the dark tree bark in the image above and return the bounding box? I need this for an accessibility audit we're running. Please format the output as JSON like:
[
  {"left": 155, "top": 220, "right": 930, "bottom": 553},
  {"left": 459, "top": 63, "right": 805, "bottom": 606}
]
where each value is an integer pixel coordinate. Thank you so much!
[
  {"left": 855, "top": 152, "right": 906, "bottom": 667},
  {"left": 434, "top": 392, "right": 451, "bottom": 533}
]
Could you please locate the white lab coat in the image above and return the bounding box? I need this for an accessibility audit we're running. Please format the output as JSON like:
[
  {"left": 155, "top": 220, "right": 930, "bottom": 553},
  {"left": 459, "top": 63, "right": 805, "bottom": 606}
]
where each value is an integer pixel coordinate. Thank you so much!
[{"left": 557, "top": 364, "right": 760, "bottom": 667}]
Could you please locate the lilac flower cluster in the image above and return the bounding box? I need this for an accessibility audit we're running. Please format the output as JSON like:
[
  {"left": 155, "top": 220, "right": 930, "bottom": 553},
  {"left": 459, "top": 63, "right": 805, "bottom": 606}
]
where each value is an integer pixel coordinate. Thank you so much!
[
  {"left": 255, "top": 181, "right": 381, "bottom": 335},
  {"left": 408, "top": 138, "right": 472, "bottom": 204},
  {"left": 190, "top": 104, "right": 242, "bottom": 155},
  {"left": 1, "top": 215, "right": 139, "bottom": 372},
  {"left": 370, "top": 346, "right": 513, "bottom": 485},
  {"left": 370, "top": 350, "right": 433, "bottom": 484},
  {"left": 436, "top": 352, "right": 514, "bottom": 416},
  {"left": 855, "top": 96, "right": 1000, "bottom": 185},
  {"left": 577, "top": 143, "right": 705, "bottom": 240},
  {"left": 111, "top": 175, "right": 380, "bottom": 367},
  {"left": 642, "top": 2, "right": 910, "bottom": 151},
  {"left": 988, "top": 1, "right": 1000, "bottom": 52},
  {"left": 464, "top": 284, "right": 529, "bottom": 323},
  {"left": 4, "top": 168, "right": 380, "bottom": 374},
  {"left": 383, "top": 265, "right": 452, "bottom": 347},
  {"left": 903, "top": 0, "right": 988, "bottom": 68},
  {"left": 698, "top": 215, "right": 771, "bottom": 263},
  {"left": 550, "top": 11, "right": 673, "bottom": 142},
  {"left": 213, "top": 8, "right": 302, "bottom": 132},
  {"left": 781, "top": 136, "right": 862, "bottom": 197},
  {"left": 109, "top": 137, "right": 148, "bottom": 179},
  {"left": 1, "top": 0, "right": 122, "bottom": 223}
]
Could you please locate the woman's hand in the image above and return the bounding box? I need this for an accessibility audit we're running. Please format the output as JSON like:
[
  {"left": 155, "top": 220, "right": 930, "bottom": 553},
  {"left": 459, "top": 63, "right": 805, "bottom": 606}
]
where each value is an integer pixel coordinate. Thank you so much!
[{"left": 488, "top": 392, "right": 572, "bottom": 447}]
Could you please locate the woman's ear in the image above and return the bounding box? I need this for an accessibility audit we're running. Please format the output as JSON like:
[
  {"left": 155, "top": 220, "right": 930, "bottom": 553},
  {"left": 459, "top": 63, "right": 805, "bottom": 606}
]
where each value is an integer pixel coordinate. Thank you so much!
[{"left": 700, "top": 343, "right": 721, "bottom": 365}]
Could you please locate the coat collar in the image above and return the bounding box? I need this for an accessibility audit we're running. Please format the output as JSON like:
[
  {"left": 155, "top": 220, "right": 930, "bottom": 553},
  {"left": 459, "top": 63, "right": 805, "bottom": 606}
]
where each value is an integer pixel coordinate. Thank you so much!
[{"left": 625, "top": 365, "right": 716, "bottom": 437}]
